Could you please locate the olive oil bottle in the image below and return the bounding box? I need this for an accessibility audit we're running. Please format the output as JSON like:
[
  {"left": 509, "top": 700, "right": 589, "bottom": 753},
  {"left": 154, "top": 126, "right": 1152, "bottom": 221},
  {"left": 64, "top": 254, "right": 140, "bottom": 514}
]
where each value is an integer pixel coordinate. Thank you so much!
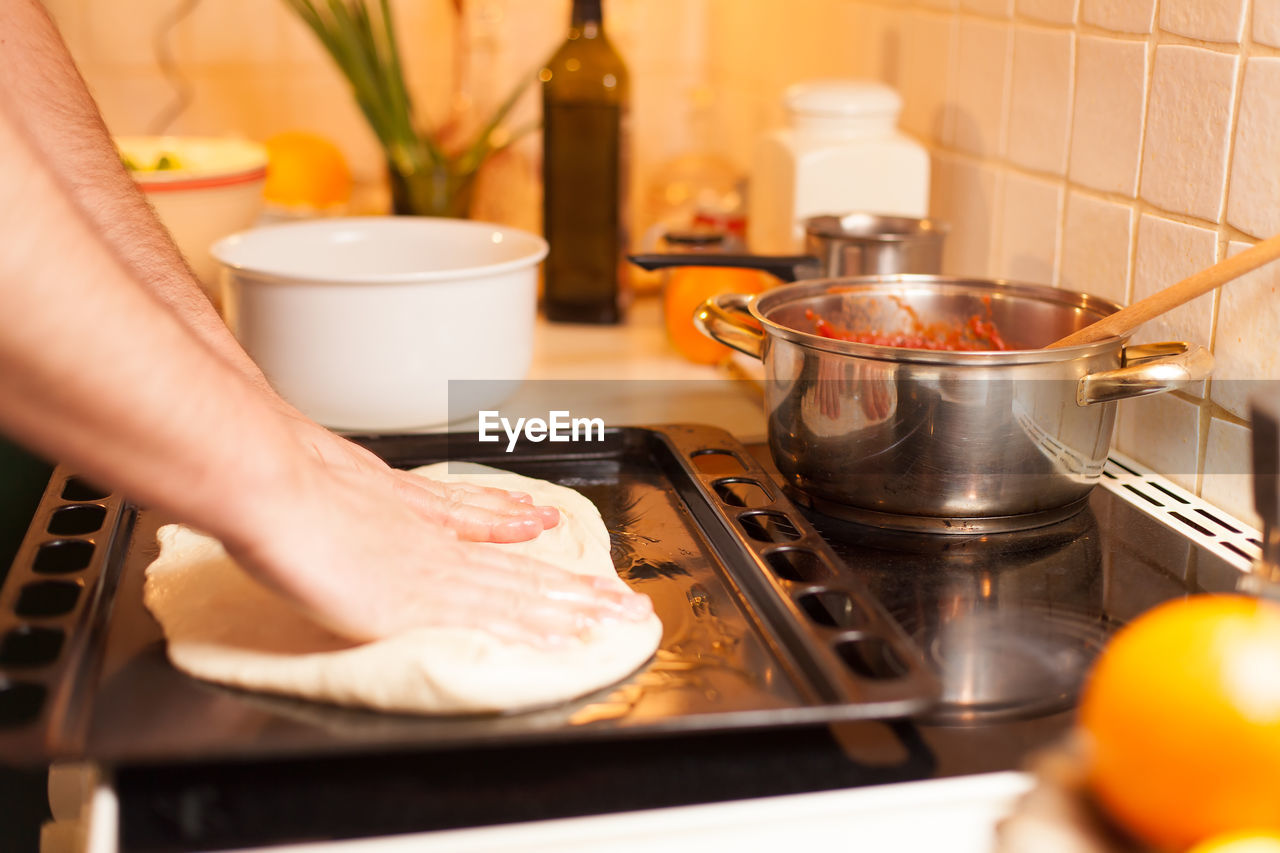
[{"left": 540, "top": 0, "right": 630, "bottom": 323}]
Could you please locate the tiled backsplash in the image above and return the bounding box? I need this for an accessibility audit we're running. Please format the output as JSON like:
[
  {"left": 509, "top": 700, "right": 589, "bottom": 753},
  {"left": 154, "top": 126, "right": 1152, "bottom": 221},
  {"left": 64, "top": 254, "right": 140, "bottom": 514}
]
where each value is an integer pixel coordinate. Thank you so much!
[
  {"left": 832, "top": 0, "right": 1273, "bottom": 527},
  {"left": 43, "top": 0, "right": 1276, "bottom": 523}
]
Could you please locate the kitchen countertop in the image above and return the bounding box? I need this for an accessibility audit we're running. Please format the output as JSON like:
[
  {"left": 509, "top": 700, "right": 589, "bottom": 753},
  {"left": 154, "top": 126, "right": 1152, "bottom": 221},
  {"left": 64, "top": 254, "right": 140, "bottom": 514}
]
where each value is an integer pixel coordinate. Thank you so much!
[
  {"left": 530, "top": 295, "right": 728, "bottom": 382},
  {"left": 513, "top": 295, "right": 768, "bottom": 440}
]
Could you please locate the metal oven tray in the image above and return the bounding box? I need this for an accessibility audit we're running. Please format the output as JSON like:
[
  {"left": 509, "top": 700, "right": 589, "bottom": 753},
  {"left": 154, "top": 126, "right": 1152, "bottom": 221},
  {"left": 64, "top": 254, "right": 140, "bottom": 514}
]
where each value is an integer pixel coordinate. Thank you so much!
[{"left": 0, "top": 425, "right": 937, "bottom": 766}]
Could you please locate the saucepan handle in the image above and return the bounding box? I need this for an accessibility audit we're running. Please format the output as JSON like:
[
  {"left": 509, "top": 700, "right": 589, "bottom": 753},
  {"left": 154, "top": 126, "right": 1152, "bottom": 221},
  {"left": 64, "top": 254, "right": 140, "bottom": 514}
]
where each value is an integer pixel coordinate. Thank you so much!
[
  {"left": 694, "top": 293, "right": 765, "bottom": 360},
  {"left": 1077, "top": 342, "right": 1214, "bottom": 406},
  {"left": 628, "top": 253, "right": 819, "bottom": 283}
]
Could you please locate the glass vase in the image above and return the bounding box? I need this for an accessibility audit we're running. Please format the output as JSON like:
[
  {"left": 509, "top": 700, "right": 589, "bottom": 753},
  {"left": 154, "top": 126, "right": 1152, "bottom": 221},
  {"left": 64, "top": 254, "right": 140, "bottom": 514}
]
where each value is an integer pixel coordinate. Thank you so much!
[{"left": 387, "top": 161, "right": 478, "bottom": 218}]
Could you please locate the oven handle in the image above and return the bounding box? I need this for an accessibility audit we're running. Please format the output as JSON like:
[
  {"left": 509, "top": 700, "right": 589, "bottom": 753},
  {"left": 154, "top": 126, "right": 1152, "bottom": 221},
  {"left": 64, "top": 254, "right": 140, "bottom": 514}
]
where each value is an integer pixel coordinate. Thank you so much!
[{"left": 1077, "top": 341, "right": 1214, "bottom": 406}]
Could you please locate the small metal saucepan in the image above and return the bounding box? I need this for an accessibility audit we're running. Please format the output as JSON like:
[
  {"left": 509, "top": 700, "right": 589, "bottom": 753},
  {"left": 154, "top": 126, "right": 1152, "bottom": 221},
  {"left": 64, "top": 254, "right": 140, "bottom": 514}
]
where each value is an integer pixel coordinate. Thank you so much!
[
  {"left": 697, "top": 275, "right": 1213, "bottom": 534},
  {"left": 630, "top": 212, "right": 948, "bottom": 282}
]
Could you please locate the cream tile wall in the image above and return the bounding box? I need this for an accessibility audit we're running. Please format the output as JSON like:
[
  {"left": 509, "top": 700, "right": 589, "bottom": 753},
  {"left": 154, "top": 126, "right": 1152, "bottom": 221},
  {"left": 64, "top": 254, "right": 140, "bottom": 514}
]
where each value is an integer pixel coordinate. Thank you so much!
[
  {"left": 1005, "top": 24, "right": 1073, "bottom": 174},
  {"left": 37, "top": 0, "right": 1280, "bottom": 524},
  {"left": 1068, "top": 35, "right": 1146, "bottom": 196}
]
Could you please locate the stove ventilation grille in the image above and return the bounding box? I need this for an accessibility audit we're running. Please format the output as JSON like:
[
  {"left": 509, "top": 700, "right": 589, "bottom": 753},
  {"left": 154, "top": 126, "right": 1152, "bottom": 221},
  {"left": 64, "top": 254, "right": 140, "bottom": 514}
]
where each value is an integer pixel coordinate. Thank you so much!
[{"left": 1102, "top": 454, "right": 1260, "bottom": 572}]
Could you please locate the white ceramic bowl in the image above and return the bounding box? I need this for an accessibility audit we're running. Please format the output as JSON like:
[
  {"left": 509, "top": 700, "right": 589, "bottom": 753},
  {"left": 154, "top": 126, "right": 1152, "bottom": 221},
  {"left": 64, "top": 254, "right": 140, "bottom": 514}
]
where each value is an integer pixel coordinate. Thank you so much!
[
  {"left": 212, "top": 217, "right": 548, "bottom": 432},
  {"left": 117, "top": 135, "right": 268, "bottom": 305}
]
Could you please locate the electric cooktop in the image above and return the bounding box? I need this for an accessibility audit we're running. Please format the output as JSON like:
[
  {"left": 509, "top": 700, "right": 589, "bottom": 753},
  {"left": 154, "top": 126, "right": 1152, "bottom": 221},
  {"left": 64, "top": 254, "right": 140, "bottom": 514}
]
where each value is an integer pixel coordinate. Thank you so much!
[{"left": 106, "top": 433, "right": 1254, "bottom": 852}]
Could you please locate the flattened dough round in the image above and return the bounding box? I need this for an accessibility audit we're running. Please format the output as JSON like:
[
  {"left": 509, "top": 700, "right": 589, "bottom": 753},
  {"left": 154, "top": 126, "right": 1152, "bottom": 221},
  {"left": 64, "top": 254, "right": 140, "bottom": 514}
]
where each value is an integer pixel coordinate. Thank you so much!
[{"left": 143, "top": 462, "right": 663, "bottom": 714}]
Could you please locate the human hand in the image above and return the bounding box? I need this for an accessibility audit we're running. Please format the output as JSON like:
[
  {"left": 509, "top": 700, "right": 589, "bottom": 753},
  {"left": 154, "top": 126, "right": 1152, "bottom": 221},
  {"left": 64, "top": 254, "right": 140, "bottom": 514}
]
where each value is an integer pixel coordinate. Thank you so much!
[
  {"left": 228, "top": 461, "right": 653, "bottom": 645},
  {"left": 283, "top": 410, "right": 560, "bottom": 543}
]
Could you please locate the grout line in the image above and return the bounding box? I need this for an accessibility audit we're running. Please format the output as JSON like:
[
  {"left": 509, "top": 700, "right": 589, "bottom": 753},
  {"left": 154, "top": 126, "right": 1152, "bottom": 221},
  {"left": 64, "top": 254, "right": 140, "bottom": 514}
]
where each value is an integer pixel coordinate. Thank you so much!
[
  {"left": 942, "top": 10, "right": 960, "bottom": 146},
  {"left": 1219, "top": 30, "right": 1251, "bottom": 236},
  {"left": 1128, "top": 19, "right": 1158, "bottom": 307},
  {"left": 892, "top": 0, "right": 1280, "bottom": 57},
  {"left": 1196, "top": 392, "right": 1211, "bottom": 497},
  {"left": 1051, "top": 30, "right": 1078, "bottom": 287},
  {"left": 1200, "top": 395, "right": 1254, "bottom": 428},
  {"left": 988, "top": 18, "right": 1015, "bottom": 277},
  {"left": 997, "top": 16, "right": 1014, "bottom": 161},
  {"left": 1195, "top": 0, "right": 1257, "bottom": 493},
  {"left": 928, "top": 150, "right": 1248, "bottom": 242},
  {"left": 1051, "top": 172, "right": 1067, "bottom": 286}
]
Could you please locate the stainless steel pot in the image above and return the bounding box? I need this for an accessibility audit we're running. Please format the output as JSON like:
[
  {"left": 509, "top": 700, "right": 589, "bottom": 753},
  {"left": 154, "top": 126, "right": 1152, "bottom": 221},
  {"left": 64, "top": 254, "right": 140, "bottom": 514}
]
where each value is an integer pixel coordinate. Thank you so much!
[
  {"left": 630, "top": 213, "right": 947, "bottom": 282},
  {"left": 698, "top": 276, "right": 1214, "bottom": 533}
]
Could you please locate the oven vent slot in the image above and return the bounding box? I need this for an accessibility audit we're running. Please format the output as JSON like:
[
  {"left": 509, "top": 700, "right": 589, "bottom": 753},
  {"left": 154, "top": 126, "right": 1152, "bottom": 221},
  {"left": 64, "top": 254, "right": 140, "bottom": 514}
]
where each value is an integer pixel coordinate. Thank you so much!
[{"left": 1101, "top": 453, "right": 1259, "bottom": 572}]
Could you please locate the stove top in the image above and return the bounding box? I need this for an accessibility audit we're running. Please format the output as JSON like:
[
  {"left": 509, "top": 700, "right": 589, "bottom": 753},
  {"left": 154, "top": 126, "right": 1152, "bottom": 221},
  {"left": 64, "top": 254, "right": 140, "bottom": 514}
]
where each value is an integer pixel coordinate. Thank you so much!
[{"left": 112, "top": 442, "right": 1253, "bottom": 852}]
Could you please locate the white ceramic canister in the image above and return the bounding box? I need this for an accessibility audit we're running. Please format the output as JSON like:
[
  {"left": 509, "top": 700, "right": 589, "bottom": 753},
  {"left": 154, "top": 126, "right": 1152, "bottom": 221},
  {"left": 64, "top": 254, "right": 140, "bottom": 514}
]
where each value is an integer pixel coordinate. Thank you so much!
[{"left": 747, "top": 80, "right": 930, "bottom": 254}]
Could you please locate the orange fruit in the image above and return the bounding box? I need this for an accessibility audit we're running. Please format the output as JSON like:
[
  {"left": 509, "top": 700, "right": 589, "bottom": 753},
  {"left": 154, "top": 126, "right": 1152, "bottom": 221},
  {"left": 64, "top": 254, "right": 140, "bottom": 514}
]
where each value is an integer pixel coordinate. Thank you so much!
[
  {"left": 1190, "top": 831, "right": 1280, "bottom": 853},
  {"left": 1078, "top": 594, "right": 1280, "bottom": 851},
  {"left": 663, "top": 266, "right": 770, "bottom": 364},
  {"left": 262, "top": 131, "right": 352, "bottom": 209}
]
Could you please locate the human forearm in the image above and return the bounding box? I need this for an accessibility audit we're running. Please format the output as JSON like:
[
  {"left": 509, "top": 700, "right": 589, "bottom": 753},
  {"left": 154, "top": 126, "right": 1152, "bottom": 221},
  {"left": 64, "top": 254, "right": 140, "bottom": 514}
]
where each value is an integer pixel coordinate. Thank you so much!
[
  {"left": 0, "top": 84, "right": 301, "bottom": 549},
  {"left": 0, "top": 0, "right": 271, "bottom": 389}
]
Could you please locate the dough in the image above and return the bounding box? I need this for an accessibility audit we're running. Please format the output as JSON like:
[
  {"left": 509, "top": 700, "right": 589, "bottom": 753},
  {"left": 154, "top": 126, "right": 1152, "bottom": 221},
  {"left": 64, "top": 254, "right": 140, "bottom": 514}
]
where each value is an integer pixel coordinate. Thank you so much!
[{"left": 142, "top": 462, "right": 663, "bottom": 715}]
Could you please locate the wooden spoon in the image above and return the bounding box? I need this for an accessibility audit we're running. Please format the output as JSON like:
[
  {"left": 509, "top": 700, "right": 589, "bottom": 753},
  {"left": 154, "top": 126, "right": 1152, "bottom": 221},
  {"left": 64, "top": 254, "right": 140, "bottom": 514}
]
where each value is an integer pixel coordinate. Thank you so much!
[{"left": 1047, "top": 232, "right": 1280, "bottom": 348}]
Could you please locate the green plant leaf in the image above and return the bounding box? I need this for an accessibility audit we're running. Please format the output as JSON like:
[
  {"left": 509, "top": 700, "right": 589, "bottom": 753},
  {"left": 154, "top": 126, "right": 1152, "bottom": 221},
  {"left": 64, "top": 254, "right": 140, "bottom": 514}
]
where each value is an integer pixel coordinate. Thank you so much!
[
  {"left": 454, "top": 65, "right": 540, "bottom": 174},
  {"left": 281, "top": 0, "right": 537, "bottom": 204}
]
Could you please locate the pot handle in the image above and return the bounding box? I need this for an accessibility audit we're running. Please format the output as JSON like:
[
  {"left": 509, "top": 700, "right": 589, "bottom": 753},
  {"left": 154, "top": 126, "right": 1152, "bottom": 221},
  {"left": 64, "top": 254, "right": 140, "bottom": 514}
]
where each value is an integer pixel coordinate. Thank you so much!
[
  {"left": 694, "top": 293, "right": 765, "bottom": 360},
  {"left": 628, "top": 253, "right": 820, "bottom": 283},
  {"left": 1077, "top": 342, "right": 1215, "bottom": 406}
]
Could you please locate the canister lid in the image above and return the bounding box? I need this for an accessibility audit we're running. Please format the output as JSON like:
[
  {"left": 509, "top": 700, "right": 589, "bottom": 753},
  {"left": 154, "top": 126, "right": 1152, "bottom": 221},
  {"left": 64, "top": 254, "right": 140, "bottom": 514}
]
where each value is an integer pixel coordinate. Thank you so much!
[{"left": 784, "top": 80, "right": 902, "bottom": 118}]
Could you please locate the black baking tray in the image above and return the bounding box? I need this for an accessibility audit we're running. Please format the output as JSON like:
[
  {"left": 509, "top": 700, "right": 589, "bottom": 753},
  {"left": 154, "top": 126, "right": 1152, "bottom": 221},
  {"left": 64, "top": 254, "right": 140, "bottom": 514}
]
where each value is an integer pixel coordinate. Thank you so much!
[{"left": 0, "top": 425, "right": 938, "bottom": 766}]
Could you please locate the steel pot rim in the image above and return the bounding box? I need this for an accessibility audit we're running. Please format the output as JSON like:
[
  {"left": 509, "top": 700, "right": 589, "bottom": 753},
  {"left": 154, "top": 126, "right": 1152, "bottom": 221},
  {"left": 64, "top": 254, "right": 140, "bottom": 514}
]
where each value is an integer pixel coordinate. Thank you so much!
[
  {"left": 747, "top": 275, "right": 1127, "bottom": 365},
  {"left": 804, "top": 213, "right": 950, "bottom": 244}
]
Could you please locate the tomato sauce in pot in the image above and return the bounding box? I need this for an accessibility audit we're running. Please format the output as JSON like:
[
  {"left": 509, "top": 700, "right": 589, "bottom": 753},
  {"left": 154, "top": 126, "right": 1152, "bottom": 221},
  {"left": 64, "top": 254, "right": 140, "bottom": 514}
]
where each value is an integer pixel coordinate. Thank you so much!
[{"left": 805, "top": 295, "right": 1010, "bottom": 352}]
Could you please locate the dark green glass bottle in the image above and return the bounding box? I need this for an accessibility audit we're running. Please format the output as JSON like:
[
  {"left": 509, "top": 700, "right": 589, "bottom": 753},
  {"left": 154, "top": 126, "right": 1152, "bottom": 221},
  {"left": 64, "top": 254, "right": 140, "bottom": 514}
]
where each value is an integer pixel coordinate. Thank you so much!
[{"left": 540, "top": 0, "right": 630, "bottom": 324}]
